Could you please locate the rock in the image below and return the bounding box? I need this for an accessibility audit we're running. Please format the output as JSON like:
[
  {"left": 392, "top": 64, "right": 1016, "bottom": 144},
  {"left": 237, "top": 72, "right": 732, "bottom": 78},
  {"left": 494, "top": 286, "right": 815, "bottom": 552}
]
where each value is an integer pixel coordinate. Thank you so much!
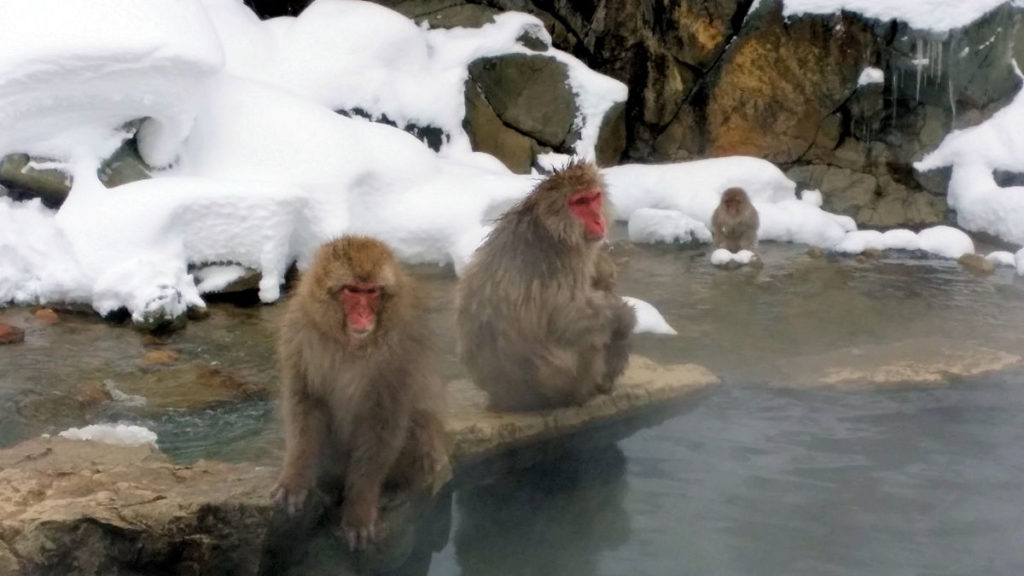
[
  {"left": 74, "top": 381, "right": 113, "bottom": 408},
  {"left": 33, "top": 308, "right": 59, "bottom": 325},
  {"left": 462, "top": 80, "right": 534, "bottom": 174},
  {"left": 139, "top": 349, "right": 179, "bottom": 366},
  {"left": 447, "top": 356, "right": 720, "bottom": 461},
  {"left": 0, "top": 438, "right": 275, "bottom": 576},
  {"left": 111, "top": 362, "right": 267, "bottom": 411},
  {"left": 97, "top": 138, "right": 152, "bottom": 188},
  {"left": 707, "top": 6, "right": 875, "bottom": 163},
  {"left": 186, "top": 306, "right": 211, "bottom": 321},
  {"left": 789, "top": 339, "right": 1021, "bottom": 386},
  {"left": 958, "top": 253, "right": 996, "bottom": 276},
  {"left": 0, "top": 323, "right": 24, "bottom": 345},
  {"left": 806, "top": 246, "right": 825, "bottom": 258},
  {"left": 595, "top": 101, "right": 627, "bottom": 167},
  {"left": 415, "top": 4, "right": 499, "bottom": 29},
  {"left": 468, "top": 54, "right": 577, "bottom": 148},
  {"left": 0, "top": 355, "right": 718, "bottom": 574},
  {"left": 0, "top": 154, "right": 71, "bottom": 208}
]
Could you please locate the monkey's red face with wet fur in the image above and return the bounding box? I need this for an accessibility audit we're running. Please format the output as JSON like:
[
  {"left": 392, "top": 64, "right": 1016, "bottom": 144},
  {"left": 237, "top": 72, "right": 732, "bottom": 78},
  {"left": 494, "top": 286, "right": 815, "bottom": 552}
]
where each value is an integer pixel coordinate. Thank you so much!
[
  {"left": 568, "top": 188, "right": 605, "bottom": 241},
  {"left": 340, "top": 283, "right": 381, "bottom": 337}
]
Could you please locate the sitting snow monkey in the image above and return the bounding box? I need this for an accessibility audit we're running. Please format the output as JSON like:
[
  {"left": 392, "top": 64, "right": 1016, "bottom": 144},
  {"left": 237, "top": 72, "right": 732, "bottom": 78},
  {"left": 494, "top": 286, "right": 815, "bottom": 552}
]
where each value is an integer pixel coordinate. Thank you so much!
[
  {"left": 711, "top": 187, "right": 760, "bottom": 252},
  {"left": 272, "top": 236, "right": 449, "bottom": 550},
  {"left": 456, "top": 161, "right": 637, "bottom": 411}
]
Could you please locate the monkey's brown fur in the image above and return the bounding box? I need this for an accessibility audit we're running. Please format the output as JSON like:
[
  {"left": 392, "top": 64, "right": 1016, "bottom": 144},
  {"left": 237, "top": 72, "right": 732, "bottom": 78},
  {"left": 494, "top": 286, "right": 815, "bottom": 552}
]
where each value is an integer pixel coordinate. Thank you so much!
[
  {"left": 272, "top": 236, "right": 448, "bottom": 550},
  {"left": 711, "top": 187, "right": 760, "bottom": 252},
  {"left": 456, "top": 162, "right": 636, "bottom": 411}
]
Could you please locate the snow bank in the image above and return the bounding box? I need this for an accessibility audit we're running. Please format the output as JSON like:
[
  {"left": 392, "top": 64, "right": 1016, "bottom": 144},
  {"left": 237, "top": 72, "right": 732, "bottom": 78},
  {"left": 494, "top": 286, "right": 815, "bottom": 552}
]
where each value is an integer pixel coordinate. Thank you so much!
[
  {"left": 916, "top": 88, "right": 1024, "bottom": 246},
  {"left": 780, "top": 0, "right": 1007, "bottom": 32},
  {"left": 58, "top": 424, "right": 158, "bottom": 447},
  {"left": 0, "top": 0, "right": 223, "bottom": 164},
  {"left": 202, "top": 0, "right": 625, "bottom": 159},
  {"left": 857, "top": 67, "right": 884, "bottom": 87},
  {"left": 622, "top": 296, "right": 677, "bottom": 336},
  {"left": 832, "top": 225, "right": 973, "bottom": 258},
  {"left": 710, "top": 249, "right": 758, "bottom": 267},
  {"left": 605, "top": 157, "right": 849, "bottom": 248},
  {"left": 0, "top": 198, "right": 89, "bottom": 305},
  {"left": 1017, "top": 248, "right": 1024, "bottom": 276},
  {"left": 627, "top": 208, "right": 711, "bottom": 245}
]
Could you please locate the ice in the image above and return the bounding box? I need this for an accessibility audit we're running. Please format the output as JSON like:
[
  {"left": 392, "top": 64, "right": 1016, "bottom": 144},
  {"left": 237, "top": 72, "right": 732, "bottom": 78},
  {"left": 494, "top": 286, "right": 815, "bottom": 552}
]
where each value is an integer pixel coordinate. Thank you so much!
[
  {"left": 58, "top": 423, "right": 158, "bottom": 448},
  {"left": 627, "top": 208, "right": 712, "bottom": 245},
  {"left": 622, "top": 296, "right": 677, "bottom": 336}
]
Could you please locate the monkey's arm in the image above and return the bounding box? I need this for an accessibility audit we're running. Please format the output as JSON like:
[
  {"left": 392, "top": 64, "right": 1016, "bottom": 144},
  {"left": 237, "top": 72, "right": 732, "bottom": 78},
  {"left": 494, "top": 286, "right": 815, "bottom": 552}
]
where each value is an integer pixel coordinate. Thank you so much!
[
  {"left": 592, "top": 248, "right": 617, "bottom": 292},
  {"left": 273, "top": 367, "right": 329, "bottom": 515},
  {"left": 341, "top": 373, "right": 413, "bottom": 548}
]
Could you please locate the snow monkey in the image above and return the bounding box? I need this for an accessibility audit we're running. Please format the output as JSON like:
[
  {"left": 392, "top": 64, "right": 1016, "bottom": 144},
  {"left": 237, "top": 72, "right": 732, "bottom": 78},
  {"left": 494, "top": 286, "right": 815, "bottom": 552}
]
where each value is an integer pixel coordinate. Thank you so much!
[
  {"left": 456, "top": 161, "right": 637, "bottom": 411},
  {"left": 272, "top": 236, "right": 449, "bottom": 550},
  {"left": 711, "top": 187, "right": 760, "bottom": 252}
]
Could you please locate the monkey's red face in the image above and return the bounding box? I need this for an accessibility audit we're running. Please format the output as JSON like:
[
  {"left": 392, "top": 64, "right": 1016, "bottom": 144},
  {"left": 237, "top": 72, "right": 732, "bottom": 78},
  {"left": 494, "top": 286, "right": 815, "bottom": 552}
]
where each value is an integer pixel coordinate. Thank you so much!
[
  {"left": 340, "top": 283, "right": 381, "bottom": 337},
  {"left": 568, "top": 189, "right": 605, "bottom": 241}
]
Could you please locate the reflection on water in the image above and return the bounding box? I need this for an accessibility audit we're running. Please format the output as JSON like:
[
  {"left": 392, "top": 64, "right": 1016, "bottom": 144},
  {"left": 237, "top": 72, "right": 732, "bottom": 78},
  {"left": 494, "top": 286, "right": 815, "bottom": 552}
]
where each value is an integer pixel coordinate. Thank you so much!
[{"left": 3, "top": 233, "right": 1024, "bottom": 575}]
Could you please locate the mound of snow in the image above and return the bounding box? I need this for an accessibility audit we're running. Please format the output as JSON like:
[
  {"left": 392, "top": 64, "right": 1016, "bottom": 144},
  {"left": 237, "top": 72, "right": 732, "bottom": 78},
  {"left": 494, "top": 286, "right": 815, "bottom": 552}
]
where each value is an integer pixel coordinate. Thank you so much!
[
  {"left": 917, "top": 225, "right": 974, "bottom": 259},
  {"left": 0, "top": 198, "right": 89, "bottom": 305},
  {"left": 985, "top": 251, "right": 1016, "bottom": 268},
  {"left": 58, "top": 423, "right": 158, "bottom": 447},
  {"left": 622, "top": 296, "right": 677, "bottom": 336},
  {"left": 627, "top": 208, "right": 711, "bottom": 245},
  {"left": 834, "top": 230, "right": 885, "bottom": 254},
  {"left": 0, "top": 0, "right": 223, "bottom": 164},
  {"left": 710, "top": 249, "right": 758, "bottom": 267},
  {"left": 1016, "top": 248, "right": 1024, "bottom": 276},
  {"left": 881, "top": 228, "right": 921, "bottom": 251},
  {"left": 605, "top": 158, "right": 848, "bottom": 248}
]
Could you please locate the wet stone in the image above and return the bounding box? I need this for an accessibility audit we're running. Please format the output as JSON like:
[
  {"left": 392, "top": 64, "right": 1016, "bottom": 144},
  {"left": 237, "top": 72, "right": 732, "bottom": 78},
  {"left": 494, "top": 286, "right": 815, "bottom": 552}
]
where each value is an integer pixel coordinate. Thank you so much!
[
  {"left": 0, "top": 323, "right": 24, "bottom": 345},
  {"left": 139, "top": 349, "right": 179, "bottom": 367},
  {"left": 958, "top": 253, "right": 996, "bottom": 276},
  {"left": 33, "top": 308, "right": 59, "bottom": 325}
]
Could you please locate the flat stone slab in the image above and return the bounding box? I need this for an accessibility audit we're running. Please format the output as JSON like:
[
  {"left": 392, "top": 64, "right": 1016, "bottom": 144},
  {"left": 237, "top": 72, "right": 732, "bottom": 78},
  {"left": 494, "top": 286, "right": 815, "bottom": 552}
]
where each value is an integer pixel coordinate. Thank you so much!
[
  {"left": 785, "top": 338, "right": 1021, "bottom": 386},
  {"left": 447, "top": 356, "right": 720, "bottom": 460},
  {"left": 0, "top": 355, "right": 717, "bottom": 575}
]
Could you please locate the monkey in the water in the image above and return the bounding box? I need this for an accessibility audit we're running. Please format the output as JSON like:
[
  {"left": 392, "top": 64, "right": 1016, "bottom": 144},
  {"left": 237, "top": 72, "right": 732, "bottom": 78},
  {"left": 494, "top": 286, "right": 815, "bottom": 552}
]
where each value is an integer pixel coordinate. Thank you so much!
[
  {"left": 456, "top": 161, "right": 636, "bottom": 411},
  {"left": 711, "top": 187, "right": 760, "bottom": 252},
  {"left": 271, "top": 236, "right": 448, "bottom": 550}
]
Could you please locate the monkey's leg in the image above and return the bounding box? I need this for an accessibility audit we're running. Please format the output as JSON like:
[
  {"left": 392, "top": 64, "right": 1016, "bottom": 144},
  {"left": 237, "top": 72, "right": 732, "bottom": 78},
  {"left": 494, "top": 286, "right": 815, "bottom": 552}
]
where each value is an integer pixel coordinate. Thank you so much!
[
  {"left": 338, "top": 394, "right": 410, "bottom": 550},
  {"left": 598, "top": 299, "right": 636, "bottom": 392},
  {"left": 273, "top": 391, "right": 330, "bottom": 516},
  {"left": 385, "top": 411, "right": 450, "bottom": 498}
]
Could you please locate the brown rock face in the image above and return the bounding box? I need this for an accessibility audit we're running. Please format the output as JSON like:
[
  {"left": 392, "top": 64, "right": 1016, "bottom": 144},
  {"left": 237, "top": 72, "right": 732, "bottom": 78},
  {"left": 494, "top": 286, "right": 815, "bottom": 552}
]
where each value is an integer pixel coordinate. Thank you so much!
[
  {"left": 0, "top": 323, "right": 24, "bottom": 345},
  {"left": 708, "top": 5, "right": 874, "bottom": 163},
  {"left": 463, "top": 80, "right": 534, "bottom": 173}
]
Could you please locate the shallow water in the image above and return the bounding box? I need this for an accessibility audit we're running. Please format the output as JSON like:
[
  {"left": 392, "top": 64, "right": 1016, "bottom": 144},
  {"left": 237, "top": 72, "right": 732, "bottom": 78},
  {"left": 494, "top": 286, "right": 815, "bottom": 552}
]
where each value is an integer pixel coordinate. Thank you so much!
[{"left": 2, "top": 235, "right": 1024, "bottom": 574}]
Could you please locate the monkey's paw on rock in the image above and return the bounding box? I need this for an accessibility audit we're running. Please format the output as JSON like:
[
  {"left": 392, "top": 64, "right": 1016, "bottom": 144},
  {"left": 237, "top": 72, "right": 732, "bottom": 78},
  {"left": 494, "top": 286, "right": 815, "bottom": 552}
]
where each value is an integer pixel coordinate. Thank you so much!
[{"left": 710, "top": 248, "right": 760, "bottom": 268}]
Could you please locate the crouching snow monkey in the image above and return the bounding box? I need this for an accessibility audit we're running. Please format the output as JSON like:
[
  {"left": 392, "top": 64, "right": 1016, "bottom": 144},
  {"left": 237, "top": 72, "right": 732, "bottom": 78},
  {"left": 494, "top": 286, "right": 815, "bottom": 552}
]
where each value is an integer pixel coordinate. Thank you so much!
[
  {"left": 272, "top": 236, "right": 449, "bottom": 550},
  {"left": 711, "top": 187, "right": 760, "bottom": 252},
  {"left": 456, "top": 161, "right": 636, "bottom": 411}
]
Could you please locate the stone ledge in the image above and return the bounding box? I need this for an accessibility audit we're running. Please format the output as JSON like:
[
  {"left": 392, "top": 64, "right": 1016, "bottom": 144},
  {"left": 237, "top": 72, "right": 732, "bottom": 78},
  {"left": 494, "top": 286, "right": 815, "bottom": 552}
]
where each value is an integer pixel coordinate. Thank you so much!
[{"left": 0, "top": 355, "right": 717, "bottom": 575}]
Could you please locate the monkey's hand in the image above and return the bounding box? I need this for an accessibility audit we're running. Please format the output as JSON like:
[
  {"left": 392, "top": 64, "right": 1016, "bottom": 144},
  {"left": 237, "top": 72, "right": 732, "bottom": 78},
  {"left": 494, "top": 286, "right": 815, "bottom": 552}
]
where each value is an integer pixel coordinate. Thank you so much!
[
  {"left": 270, "top": 476, "right": 312, "bottom": 516},
  {"left": 339, "top": 496, "right": 386, "bottom": 551}
]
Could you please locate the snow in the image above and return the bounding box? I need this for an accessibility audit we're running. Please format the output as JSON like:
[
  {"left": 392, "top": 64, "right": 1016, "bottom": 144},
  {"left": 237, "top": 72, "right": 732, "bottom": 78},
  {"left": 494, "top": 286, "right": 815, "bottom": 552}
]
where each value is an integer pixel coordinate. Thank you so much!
[
  {"left": 780, "top": 0, "right": 1007, "bottom": 32},
  {"left": 0, "top": 0, "right": 1003, "bottom": 325},
  {"left": 1017, "top": 248, "right": 1024, "bottom": 276},
  {"left": 58, "top": 423, "right": 158, "bottom": 447},
  {"left": 710, "top": 249, "right": 759, "bottom": 267},
  {"left": 985, "top": 251, "right": 1016, "bottom": 268},
  {"left": 627, "top": 209, "right": 711, "bottom": 245},
  {"left": 622, "top": 296, "right": 677, "bottom": 336},
  {"left": 202, "top": 0, "right": 624, "bottom": 160},
  {"left": 0, "top": 0, "right": 223, "bottom": 164},
  {"left": 832, "top": 226, "right": 972, "bottom": 258},
  {"left": 605, "top": 157, "right": 849, "bottom": 248},
  {"left": 917, "top": 226, "right": 975, "bottom": 259},
  {"left": 857, "top": 67, "right": 884, "bottom": 87}
]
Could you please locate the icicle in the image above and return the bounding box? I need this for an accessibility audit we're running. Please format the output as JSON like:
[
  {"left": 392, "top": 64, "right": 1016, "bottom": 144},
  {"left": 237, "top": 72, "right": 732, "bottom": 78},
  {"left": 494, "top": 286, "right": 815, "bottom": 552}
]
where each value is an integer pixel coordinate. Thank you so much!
[
  {"left": 948, "top": 77, "right": 957, "bottom": 124},
  {"left": 915, "top": 38, "right": 923, "bottom": 101}
]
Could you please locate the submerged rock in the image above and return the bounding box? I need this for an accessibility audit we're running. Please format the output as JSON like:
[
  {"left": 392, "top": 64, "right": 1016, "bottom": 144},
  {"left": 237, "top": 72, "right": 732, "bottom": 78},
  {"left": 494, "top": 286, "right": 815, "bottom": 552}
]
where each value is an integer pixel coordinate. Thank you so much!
[
  {"left": 0, "top": 355, "right": 718, "bottom": 575},
  {"left": 958, "top": 253, "right": 997, "bottom": 276},
  {"left": 0, "top": 323, "right": 24, "bottom": 345}
]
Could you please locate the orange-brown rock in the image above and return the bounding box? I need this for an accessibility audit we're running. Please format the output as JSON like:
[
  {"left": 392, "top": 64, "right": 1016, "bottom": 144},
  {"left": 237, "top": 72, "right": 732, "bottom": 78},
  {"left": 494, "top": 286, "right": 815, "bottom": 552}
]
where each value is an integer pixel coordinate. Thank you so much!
[
  {"left": 0, "top": 322, "right": 24, "bottom": 345},
  {"left": 139, "top": 349, "right": 179, "bottom": 366},
  {"left": 33, "top": 308, "right": 60, "bottom": 325}
]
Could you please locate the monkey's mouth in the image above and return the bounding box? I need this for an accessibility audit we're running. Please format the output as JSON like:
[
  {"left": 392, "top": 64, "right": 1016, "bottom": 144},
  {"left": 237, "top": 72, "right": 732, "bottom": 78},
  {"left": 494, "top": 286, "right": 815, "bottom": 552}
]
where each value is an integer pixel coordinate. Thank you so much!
[{"left": 348, "top": 324, "right": 375, "bottom": 338}]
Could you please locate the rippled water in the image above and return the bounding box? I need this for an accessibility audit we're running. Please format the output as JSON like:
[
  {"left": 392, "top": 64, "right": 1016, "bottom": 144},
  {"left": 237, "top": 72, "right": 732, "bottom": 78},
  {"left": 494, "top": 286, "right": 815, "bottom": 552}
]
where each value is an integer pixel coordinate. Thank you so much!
[{"left": 2, "top": 232, "right": 1024, "bottom": 575}]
